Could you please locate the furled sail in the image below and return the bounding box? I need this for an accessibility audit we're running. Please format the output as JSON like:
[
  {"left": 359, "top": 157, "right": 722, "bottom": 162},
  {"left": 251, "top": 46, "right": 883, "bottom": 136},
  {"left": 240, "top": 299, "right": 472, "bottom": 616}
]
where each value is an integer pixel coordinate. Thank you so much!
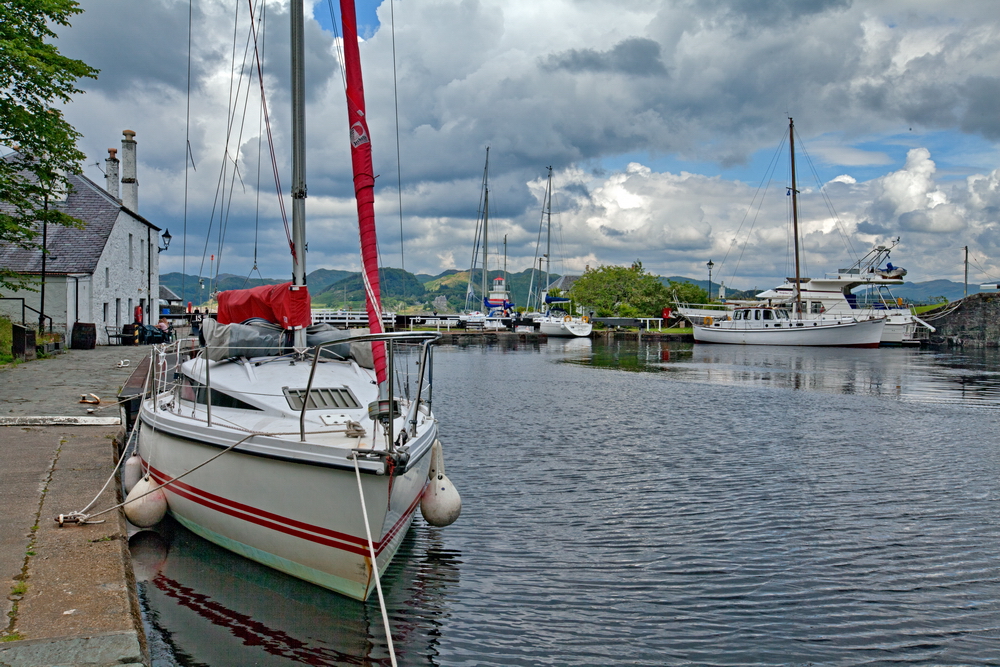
[{"left": 340, "top": 0, "right": 386, "bottom": 385}]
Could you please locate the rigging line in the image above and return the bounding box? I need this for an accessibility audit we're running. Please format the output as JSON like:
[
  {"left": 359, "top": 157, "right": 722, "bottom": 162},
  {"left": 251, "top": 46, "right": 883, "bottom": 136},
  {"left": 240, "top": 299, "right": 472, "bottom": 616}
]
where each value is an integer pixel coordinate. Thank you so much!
[
  {"left": 250, "top": 0, "right": 266, "bottom": 284},
  {"left": 182, "top": 0, "right": 193, "bottom": 306},
  {"left": 247, "top": 0, "right": 292, "bottom": 251},
  {"left": 527, "top": 171, "right": 548, "bottom": 311},
  {"left": 725, "top": 131, "right": 787, "bottom": 286},
  {"left": 217, "top": 19, "right": 262, "bottom": 279},
  {"left": 197, "top": 0, "right": 243, "bottom": 283},
  {"left": 390, "top": 0, "right": 405, "bottom": 287},
  {"left": 795, "top": 131, "right": 857, "bottom": 262}
]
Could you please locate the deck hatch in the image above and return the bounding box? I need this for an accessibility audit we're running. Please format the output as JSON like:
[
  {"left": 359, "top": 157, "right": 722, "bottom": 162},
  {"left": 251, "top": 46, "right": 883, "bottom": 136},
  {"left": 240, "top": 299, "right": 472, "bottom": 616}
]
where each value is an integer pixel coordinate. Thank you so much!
[{"left": 282, "top": 386, "right": 361, "bottom": 411}]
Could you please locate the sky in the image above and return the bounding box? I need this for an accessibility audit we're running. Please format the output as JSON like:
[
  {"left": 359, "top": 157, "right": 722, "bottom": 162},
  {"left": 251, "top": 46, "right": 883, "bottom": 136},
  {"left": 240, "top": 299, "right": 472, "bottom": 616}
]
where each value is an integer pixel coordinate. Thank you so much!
[{"left": 52, "top": 0, "right": 1000, "bottom": 291}]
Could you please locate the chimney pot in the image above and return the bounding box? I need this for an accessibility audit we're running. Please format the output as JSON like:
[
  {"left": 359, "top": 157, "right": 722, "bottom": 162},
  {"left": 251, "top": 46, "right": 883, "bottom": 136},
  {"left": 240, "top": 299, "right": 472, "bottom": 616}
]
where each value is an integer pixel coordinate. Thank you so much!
[
  {"left": 105, "top": 148, "right": 120, "bottom": 199},
  {"left": 120, "top": 130, "right": 138, "bottom": 212}
]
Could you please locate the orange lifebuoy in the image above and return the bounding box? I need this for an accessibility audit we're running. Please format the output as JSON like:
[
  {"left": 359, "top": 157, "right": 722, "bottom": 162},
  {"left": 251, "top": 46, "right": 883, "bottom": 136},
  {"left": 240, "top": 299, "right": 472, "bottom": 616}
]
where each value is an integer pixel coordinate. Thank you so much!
[
  {"left": 563, "top": 315, "right": 572, "bottom": 322},
  {"left": 581, "top": 316, "right": 589, "bottom": 323},
  {"left": 704, "top": 316, "right": 714, "bottom": 326}
]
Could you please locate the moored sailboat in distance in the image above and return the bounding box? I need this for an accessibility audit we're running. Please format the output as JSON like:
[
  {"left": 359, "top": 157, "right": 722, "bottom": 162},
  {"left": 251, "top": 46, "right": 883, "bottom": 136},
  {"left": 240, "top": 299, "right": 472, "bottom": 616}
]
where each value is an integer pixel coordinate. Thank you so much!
[
  {"left": 133, "top": 0, "right": 459, "bottom": 601},
  {"left": 527, "top": 167, "right": 592, "bottom": 338},
  {"left": 693, "top": 118, "right": 885, "bottom": 348}
]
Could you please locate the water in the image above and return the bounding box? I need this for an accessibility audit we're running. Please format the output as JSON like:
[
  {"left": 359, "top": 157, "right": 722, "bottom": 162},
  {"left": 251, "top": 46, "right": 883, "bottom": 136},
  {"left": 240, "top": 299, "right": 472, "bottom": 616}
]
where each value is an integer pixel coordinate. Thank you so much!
[{"left": 135, "top": 339, "right": 1000, "bottom": 666}]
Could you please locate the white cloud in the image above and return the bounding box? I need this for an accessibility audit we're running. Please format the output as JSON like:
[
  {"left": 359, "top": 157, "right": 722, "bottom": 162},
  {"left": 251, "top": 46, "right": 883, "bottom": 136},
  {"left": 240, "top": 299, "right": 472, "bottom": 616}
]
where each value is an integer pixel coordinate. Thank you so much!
[{"left": 46, "top": 0, "right": 1000, "bottom": 288}]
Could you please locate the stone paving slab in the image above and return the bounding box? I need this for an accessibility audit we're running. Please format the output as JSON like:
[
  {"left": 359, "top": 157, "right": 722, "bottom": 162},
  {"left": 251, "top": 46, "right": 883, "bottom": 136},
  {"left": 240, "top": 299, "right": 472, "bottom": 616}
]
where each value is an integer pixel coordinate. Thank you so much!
[
  {"left": 0, "top": 345, "right": 150, "bottom": 420},
  {"left": 0, "top": 347, "right": 149, "bottom": 665}
]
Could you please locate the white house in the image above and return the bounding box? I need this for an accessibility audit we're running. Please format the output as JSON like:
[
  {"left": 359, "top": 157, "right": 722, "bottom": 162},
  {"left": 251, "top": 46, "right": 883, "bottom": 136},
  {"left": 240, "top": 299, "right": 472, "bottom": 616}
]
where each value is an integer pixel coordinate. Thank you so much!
[{"left": 0, "top": 130, "right": 168, "bottom": 345}]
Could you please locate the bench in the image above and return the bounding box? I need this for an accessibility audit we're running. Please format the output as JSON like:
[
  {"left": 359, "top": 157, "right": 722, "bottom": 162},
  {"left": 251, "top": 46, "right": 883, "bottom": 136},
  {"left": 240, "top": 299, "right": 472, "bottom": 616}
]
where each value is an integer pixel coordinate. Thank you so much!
[{"left": 105, "top": 326, "right": 130, "bottom": 345}]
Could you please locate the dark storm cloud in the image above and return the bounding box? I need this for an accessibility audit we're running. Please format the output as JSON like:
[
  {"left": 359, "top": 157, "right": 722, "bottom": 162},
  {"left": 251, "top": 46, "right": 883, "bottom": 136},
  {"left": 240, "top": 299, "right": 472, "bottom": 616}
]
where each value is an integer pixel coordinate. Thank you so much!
[{"left": 543, "top": 38, "right": 667, "bottom": 76}]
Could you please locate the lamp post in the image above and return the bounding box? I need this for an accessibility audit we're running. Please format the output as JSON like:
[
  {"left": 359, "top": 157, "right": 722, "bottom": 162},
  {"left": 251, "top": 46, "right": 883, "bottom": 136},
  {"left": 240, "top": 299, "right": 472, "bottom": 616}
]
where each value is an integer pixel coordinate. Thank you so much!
[{"left": 706, "top": 259, "right": 714, "bottom": 301}]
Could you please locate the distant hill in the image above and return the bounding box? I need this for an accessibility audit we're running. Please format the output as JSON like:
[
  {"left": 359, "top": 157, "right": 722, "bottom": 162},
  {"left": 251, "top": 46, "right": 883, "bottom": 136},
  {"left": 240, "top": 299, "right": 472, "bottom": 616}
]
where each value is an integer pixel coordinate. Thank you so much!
[{"left": 161, "top": 268, "right": 352, "bottom": 307}]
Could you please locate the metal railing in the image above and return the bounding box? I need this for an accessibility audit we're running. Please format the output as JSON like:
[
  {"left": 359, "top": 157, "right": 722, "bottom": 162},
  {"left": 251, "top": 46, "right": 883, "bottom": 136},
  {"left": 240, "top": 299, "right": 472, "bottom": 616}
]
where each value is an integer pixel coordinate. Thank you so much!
[
  {"left": 148, "top": 330, "right": 441, "bottom": 445},
  {"left": 0, "top": 298, "right": 53, "bottom": 332}
]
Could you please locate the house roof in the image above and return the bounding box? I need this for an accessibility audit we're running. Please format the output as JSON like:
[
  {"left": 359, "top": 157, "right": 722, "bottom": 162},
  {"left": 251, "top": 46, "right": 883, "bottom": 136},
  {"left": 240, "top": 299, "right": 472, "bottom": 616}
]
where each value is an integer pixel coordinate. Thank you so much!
[
  {"left": 160, "top": 285, "right": 181, "bottom": 302},
  {"left": 0, "top": 169, "right": 159, "bottom": 276}
]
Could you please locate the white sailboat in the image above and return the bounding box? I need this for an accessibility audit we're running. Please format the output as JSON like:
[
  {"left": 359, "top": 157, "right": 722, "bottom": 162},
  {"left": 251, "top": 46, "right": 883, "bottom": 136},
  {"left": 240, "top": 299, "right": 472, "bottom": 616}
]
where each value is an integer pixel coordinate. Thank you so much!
[
  {"left": 461, "top": 148, "right": 513, "bottom": 330},
  {"left": 133, "top": 0, "right": 459, "bottom": 601},
  {"left": 693, "top": 118, "right": 885, "bottom": 348},
  {"left": 528, "top": 168, "right": 592, "bottom": 338},
  {"left": 755, "top": 240, "right": 934, "bottom": 345}
]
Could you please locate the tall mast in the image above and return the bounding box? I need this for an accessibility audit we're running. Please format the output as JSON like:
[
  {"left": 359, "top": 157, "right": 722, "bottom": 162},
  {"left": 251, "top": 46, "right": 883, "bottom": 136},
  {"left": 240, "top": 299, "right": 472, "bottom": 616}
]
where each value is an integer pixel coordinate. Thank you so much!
[
  {"left": 789, "top": 117, "right": 802, "bottom": 319},
  {"left": 482, "top": 186, "right": 489, "bottom": 307},
  {"left": 544, "top": 166, "right": 552, "bottom": 305},
  {"left": 290, "top": 0, "right": 306, "bottom": 287}
]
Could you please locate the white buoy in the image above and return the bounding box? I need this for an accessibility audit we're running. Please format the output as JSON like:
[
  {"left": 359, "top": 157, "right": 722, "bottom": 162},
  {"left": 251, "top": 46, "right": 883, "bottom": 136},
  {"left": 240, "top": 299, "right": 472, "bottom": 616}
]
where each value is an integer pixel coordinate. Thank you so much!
[
  {"left": 123, "top": 451, "right": 142, "bottom": 494},
  {"left": 123, "top": 476, "right": 168, "bottom": 528},
  {"left": 420, "top": 439, "right": 461, "bottom": 527}
]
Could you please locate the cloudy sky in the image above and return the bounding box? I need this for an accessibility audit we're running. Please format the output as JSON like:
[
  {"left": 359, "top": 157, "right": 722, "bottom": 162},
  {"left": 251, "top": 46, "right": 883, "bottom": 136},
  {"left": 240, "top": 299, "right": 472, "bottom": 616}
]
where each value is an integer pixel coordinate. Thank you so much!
[{"left": 54, "top": 0, "right": 1000, "bottom": 290}]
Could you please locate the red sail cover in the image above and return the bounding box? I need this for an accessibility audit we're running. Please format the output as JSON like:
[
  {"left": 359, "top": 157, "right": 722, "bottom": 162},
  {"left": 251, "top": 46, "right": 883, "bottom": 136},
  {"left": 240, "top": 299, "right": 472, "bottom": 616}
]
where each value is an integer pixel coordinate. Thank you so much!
[
  {"left": 217, "top": 282, "right": 312, "bottom": 329},
  {"left": 340, "top": 0, "right": 386, "bottom": 385}
]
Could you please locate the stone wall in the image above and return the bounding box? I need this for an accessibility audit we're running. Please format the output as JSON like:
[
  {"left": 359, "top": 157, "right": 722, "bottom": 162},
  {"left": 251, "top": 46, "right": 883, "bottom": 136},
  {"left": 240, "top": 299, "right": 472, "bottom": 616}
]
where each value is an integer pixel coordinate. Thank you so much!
[{"left": 924, "top": 293, "right": 1000, "bottom": 347}]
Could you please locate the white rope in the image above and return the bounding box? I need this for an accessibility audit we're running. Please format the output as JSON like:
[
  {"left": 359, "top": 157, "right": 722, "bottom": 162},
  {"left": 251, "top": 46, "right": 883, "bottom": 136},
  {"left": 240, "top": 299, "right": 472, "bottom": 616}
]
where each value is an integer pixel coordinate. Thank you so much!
[
  {"left": 352, "top": 454, "right": 397, "bottom": 667},
  {"left": 60, "top": 432, "right": 259, "bottom": 524}
]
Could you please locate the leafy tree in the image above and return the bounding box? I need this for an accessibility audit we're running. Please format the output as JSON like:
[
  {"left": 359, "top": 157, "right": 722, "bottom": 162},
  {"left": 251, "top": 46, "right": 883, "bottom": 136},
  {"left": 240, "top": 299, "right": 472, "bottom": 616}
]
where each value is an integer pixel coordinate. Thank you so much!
[
  {"left": 570, "top": 261, "right": 671, "bottom": 317},
  {"left": 667, "top": 280, "right": 709, "bottom": 305},
  {"left": 0, "top": 0, "right": 98, "bottom": 289}
]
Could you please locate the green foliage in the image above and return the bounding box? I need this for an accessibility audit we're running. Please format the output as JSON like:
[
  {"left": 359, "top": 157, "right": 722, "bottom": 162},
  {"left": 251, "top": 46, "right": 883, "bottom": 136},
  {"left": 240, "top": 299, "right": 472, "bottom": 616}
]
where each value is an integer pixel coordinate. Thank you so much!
[
  {"left": 570, "top": 261, "right": 671, "bottom": 317},
  {"left": 0, "top": 0, "right": 98, "bottom": 290},
  {"left": 0, "top": 316, "right": 11, "bottom": 359},
  {"left": 667, "top": 280, "right": 709, "bottom": 305}
]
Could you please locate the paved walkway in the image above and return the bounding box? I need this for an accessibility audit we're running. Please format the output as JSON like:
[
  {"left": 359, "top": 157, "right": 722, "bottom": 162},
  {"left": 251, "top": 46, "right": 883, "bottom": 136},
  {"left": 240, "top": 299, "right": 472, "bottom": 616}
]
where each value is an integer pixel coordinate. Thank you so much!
[{"left": 0, "top": 345, "right": 151, "bottom": 666}]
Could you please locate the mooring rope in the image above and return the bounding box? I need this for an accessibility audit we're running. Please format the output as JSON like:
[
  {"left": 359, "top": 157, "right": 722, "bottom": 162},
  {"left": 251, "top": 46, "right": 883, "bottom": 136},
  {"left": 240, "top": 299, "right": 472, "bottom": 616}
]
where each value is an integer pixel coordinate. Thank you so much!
[{"left": 352, "top": 453, "right": 397, "bottom": 667}]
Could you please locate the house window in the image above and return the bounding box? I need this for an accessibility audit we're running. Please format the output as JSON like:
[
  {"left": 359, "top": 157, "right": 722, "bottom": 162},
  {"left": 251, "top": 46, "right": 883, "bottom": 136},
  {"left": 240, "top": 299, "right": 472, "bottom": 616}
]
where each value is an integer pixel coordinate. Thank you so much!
[
  {"left": 105, "top": 267, "right": 109, "bottom": 288},
  {"left": 129, "top": 233, "right": 133, "bottom": 269},
  {"left": 103, "top": 302, "right": 108, "bottom": 323},
  {"left": 115, "top": 298, "right": 121, "bottom": 327},
  {"left": 128, "top": 298, "right": 133, "bottom": 322}
]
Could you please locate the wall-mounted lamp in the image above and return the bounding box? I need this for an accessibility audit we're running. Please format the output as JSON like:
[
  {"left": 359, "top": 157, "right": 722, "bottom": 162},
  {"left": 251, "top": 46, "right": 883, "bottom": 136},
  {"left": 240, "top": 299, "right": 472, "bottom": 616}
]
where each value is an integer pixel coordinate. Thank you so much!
[{"left": 158, "top": 228, "right": 172, "bottom": 253}]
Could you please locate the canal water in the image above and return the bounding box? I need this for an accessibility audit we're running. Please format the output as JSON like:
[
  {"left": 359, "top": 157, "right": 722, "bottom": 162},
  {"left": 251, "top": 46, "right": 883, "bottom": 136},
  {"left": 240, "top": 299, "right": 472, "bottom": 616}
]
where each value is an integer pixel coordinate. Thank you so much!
[{"left": 134, "top": 339, "right": 1000, "bottom": 666}]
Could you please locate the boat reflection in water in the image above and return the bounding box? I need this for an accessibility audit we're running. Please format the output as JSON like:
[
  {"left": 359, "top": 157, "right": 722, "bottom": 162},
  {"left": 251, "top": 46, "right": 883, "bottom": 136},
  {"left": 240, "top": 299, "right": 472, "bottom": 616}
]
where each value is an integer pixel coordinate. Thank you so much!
[
  {"left": 131, "top": 517, "right": 461, "bottom": 666},
  {"left": 580, "top": 341, "right": 1000, "bottom": 407}
]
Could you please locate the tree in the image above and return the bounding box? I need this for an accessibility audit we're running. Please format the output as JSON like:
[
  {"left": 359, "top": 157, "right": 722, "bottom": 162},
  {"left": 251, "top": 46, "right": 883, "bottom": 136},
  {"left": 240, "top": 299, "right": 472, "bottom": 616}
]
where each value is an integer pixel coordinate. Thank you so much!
[
  {"left": 0, "top": 0, "right": 99, "bottom": 289},
  {"left": 667, "top": 280, "right": 709, "bottom": 305},
  {"left": 570, "top": 261, "right": 671, "bottom": 317}
]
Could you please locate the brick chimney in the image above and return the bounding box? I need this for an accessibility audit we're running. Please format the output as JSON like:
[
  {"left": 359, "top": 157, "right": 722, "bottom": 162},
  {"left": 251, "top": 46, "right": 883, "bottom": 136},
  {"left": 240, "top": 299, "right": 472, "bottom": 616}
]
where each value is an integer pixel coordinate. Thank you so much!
[
  {"left": 120, "top": 129, "right": 138, "bottom": 212},
  {"left": 105, "top": 148, "right": 119, "bottom": 199}
]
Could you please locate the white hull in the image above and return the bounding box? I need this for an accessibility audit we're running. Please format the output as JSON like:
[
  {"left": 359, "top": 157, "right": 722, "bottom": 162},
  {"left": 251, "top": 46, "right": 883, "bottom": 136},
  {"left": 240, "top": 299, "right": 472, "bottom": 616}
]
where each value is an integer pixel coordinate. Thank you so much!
[
  {"left": 538, "top": 317, "right": 593, "bottom": 337},
  {"left": 694, "top": 317, "right": 885, "bottom": 347},
  {"left": 136, "top": 334, "right": 440, "bottom": 601},
  {"left": 138, "top": 417, "right": 433, "bottom": 601}
]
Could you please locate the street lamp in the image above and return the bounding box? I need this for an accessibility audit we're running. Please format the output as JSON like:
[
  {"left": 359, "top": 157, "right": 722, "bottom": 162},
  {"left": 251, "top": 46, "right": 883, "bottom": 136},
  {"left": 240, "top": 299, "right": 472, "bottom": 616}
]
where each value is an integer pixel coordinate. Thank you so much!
[
  {"left": 158, "top": 228, "right": 172, "bottom": 253},
  {"left": 706, "top": 259, "right": 714, "bottom": 301}
]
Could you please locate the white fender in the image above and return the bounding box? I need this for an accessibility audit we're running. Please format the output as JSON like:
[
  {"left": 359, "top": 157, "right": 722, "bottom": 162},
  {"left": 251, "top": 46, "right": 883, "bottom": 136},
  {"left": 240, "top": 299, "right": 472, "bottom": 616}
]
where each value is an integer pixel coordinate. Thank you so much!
[
  {"left": 123, "top": 452, "right": 143, "bottom": 494},
  {"left": 123, "top": 476, "right": 168, "bottom": 528},
  {"left": 420, "top": 439, "right": 461, "bottom": 527}
]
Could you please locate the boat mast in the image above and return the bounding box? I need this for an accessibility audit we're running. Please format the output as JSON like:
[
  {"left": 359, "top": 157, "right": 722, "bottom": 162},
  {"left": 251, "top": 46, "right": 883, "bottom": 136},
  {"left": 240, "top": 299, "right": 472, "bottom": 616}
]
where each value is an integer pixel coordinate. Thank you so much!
[
  {"left": 290, "top": 0, "right": 306, "bottom": 287},
  {"left": 289, "top": 0, "right": 308, "bottom": 347},
  {"left": 544, "top": 166, "right": 552, "bottom": 308},
  {"left": 789, "top": 117, "right": 803, "bottom": 319},
  {"left": 482, "top": 185, "right": 489, "bottom": 309}
]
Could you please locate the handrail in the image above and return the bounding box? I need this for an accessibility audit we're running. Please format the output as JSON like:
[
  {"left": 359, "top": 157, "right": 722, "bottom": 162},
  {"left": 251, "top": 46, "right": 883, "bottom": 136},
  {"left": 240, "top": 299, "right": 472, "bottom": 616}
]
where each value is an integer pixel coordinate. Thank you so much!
[
  {"left": 300, "top": 330, "right": 441, "bottom": 442},
  {"left": 0, "top": 297, "right": 53, "bottom": 332}
]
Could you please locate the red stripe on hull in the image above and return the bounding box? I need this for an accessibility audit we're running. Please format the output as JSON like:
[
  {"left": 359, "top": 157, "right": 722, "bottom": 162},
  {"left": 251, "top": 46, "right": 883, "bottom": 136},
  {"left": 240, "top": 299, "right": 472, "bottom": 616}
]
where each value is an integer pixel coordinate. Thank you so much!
[{"left": 145, "top": 461, "right": 425, "bottom": 558}]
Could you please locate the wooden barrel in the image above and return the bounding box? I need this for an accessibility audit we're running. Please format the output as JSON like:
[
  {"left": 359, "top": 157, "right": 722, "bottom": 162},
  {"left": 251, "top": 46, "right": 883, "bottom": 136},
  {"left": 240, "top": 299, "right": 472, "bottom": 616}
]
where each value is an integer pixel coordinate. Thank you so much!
[{"left": 71, "top": 322, "right": 97, "bottom": 349}]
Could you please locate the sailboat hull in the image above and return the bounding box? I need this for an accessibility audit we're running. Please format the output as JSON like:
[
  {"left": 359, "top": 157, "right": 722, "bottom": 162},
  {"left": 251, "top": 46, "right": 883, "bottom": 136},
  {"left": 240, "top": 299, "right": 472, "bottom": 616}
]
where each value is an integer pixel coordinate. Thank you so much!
[
  {"left": 137, "top": 412, "right": 434, "bottom": 601},
  {"left": 538, "top": 317, "right": 593, "bottom": 337},
  {"left": 693, "top": 317, "right": 885, "bottom": 347}
]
